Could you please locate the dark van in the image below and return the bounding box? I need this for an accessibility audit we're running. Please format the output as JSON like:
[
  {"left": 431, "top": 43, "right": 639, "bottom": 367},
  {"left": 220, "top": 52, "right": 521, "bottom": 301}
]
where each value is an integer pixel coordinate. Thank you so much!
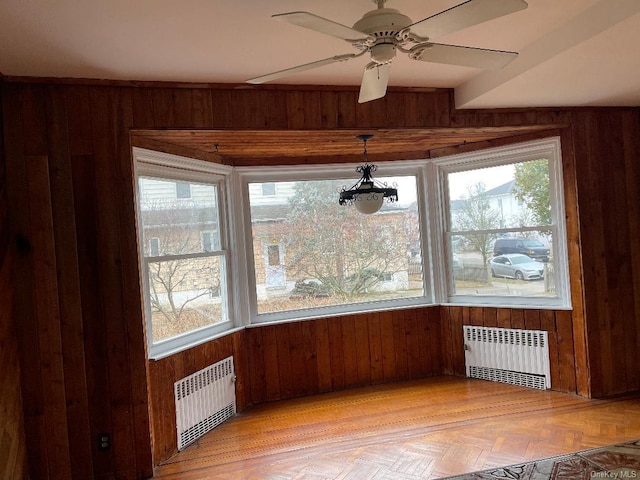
[{"left": 493, "top": 238, "right": 550, "bottom": 262}]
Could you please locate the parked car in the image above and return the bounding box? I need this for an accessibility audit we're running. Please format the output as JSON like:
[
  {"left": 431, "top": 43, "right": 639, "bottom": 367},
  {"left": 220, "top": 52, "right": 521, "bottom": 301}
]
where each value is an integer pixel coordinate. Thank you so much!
[
  {"left": 490, "top": 254, "right": 545, "bottom": 281},
  {"left": 493, "top": 237, "right": 550, "bottom": 262},
  {"left": 289, "top": 279, "right": 332, "bottom": 298}
]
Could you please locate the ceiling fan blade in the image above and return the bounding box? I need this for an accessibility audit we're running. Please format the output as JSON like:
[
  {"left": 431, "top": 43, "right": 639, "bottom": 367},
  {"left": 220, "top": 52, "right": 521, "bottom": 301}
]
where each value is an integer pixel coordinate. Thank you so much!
[
  {"left": 359, "top": 63, "right": 391, "bottom": 104},
  {"left": 247, "top": 53, "right": 358, "bottom": 84},
  {"left": 409, "top": 0, "right": 528, "bottom": 38},
  {"left": 411, "top": 43, "right": 517, "bottom": 70},
  {"left": 273, "top": 11, "right": 371, "bottom": 41}
]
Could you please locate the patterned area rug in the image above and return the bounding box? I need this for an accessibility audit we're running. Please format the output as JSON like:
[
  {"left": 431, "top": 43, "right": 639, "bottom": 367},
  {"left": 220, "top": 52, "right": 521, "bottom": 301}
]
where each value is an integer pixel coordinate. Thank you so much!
[{"left": 444, "top": 440, "right": 640, "bottom": 480}]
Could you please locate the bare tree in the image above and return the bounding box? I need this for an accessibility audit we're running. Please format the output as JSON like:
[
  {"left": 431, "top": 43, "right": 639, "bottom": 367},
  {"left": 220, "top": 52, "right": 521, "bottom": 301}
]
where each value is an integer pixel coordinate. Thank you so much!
[
  {"left": 452, "top": 182, "right": 501, "bottom": 265},
  {"left": 285, "top": 180, "right": 407, "bottom": 299},
  {"left": 142, "top": 200, "right": 221, "bottom": 324}
]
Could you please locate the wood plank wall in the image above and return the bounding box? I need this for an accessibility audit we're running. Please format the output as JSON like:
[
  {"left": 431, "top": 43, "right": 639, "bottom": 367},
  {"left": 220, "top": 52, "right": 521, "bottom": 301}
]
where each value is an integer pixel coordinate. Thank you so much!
[
  {"left": 570, "top": 110, "right": 640, "bottom": 398},
  {"left": 0, "top": 75, "right": 28, "bottom": 479},
  {"left": 1, "top": 79, "right": 639, "bottom": 478}
]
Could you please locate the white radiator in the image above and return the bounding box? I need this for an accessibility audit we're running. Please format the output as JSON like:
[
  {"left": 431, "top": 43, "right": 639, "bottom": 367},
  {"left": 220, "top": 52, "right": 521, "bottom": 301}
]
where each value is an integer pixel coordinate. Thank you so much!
[
  {"left": 174, "top": 356, "right": 236, "bottom": 451},
  {"left": 463, "top": 325, "right": 551, "bottom": 390}
]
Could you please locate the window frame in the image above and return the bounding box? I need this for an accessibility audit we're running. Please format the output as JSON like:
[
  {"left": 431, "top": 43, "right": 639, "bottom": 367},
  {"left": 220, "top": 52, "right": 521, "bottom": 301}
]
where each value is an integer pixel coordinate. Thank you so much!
[
  {"left": 433, "top": 136, "right": 572, "bottom": 309},
  {"left": 132, "top": 136, "right": 572, "bottom": 360},
  {"left": 236, "top": 161, "right": 433, "bottom": 325},
  {"left": 133, "top": 147, "right": 237, "bottom": 360}
]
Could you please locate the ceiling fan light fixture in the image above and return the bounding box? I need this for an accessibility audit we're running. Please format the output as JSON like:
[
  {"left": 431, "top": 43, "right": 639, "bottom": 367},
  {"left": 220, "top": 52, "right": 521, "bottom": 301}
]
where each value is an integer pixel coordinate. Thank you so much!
[
  {"left": 339, "top": 134, "right": 398, "bottom": 215},
  {"left": 371, "top": 43, "right": 397, "bottom": 63}
]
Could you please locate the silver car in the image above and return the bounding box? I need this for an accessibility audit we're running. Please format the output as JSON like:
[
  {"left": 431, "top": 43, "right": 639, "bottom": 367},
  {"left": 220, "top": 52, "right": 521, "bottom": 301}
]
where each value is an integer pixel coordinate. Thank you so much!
[{"left": 490, "top": 254, "right": 544, "bottom": 281}]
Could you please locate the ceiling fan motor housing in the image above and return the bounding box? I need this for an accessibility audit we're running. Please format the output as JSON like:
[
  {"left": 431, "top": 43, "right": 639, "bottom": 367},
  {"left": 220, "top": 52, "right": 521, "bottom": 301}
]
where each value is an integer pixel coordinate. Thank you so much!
[
  {"left": 353, "top": 8, "right": 412, "bottom": 38},
  {"left": 353, "top": 8, "right": 413, "bottom": 64}
]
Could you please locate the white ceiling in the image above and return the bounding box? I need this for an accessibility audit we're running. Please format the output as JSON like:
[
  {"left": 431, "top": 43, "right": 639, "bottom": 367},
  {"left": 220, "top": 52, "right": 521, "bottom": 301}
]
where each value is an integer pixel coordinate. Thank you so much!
[{"left": 1, "top": 0, "right": 639, "bottom": 109}]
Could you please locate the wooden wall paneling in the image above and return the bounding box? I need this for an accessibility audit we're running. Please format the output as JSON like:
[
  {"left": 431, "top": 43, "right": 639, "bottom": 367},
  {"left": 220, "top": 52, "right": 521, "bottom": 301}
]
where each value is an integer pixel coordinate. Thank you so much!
[
  {"left": 356, "top": 98, "right": 390, "bottom": 130},
  {"left": 89, "top": 86, "right": 140, "bottom": 475},
  {"left": 286, "top": 321, "right": 306, "bottom": 398},
  {"left": 555, "top": 127, "right": 586, "bottom": 393},
  {"left": 319, "top": 91, "right": 339, "bottom": 128},
  {"left": 336, "top": 91, "right": 358, "bottom": 128},
  {"left": 404, "top": 307, "right": 421, "bottom": 378},
  {"left": 354, "top": 314, "right": 372, "bottom": 386},
  {"left": 620, "top": 110, "right": 640, "bottom": 392},
  {"left": 191, "top": 88, "right": 214, "bottom": 128},
  {"left": 380, "top": 311, "right": 397, "bottom": 382},
  {"left": 428, "top": 307, "right": 442, "bottom": 375},
  {"left": 0, "top": 248, "right": 27, "bottom": 480},
  {"left": 300, "top": 320, "right": 320, "bottom": 396},
  {"left": 275, "top": 323, "right": 294, "bottom": 399},
  {"left": 262, "top": 325, "right": 282, "bottom": 401},
  {"left": 340, "top": 315, "right": 359, "bottom": 387},
  {"left": 482, "top": 307, "right": 498, "bottom": 328},
  {"left": 327, "top": 317, "right": 346, "bottom": 390},
  {"left": 510, "top": 309, "right": 525, "bottom": 329},
  {"left": 45, "top": 85, "right": 96, "bottom": 478},
  {"left": 286, "top": 90, "right": 321, "bottom": 129},
  {"left": 170, "top": 88, "right": 195, "bottom": 127},
  {"left": 448, "top": 307, "right": 466, "bottom": 377},
  {"left": 414, "top": 308, "right": 432, "bottom": 377},
  {"left": 562, "top": 117, "right": 590, "bottom": 397},
  {"left": 439, "top": 306, "right": 454, "bottom": 375},
  {"left": 26, "top": 153, "right": 72, "bottom": 477},
  {"left": 151, "top": 87, "right": 178, "bottom": 127},
  {"left": 468, "top": 306, "right": 483, "bottom": 326},
  {"left": 68, "top": 147, "right": 113, "bottom": 470},
  {"left": 229, "top": 90, "right": 271, "bottom": 129},
  {"left": 130, "top": 86, "right": 157, "bottom": 128},
  {"left": 148, "top": 358, "right": 175, "bottom": 462},
  {"left": 496, "top": 308, "right": 512, "bottom": 329},
  {"left": 392, "top": 311, "right": 409, "bottom": 381},
  {"left": 383, "top": 92, "right": 409, "bottom": 128},
  {"left": 571, "top": 111, "right": 607, "bottom": 397},
  {"left": 19, "top": 83, "right": 74, "bottom": 478},
  {"left": 232, "top": 331, "right": 250, "bottom": 410},
  {"left": 597, "top": 112, "right": 628, "bottom": 395},
  {"left": 248, "top": 327, "right": 267, "bottom": 405},
  {"left": 115, "top": 87, "right": 154, "bottom": 477},
  {"left": 427, "top": 89, "right": 453, "bottom": 127},
  {"left": 524, "top": 309, "right": 541, "bottom": 331},
  {"left": 209, "top": 89, "right": 233, "bottom": 128},
  {"left": 555, "top": 310, "right": 577, "bottom": 394},
  {"left": 539, "top": 310, "right": 560, "bottom": 390},
  {"left": 4, "top": 84, "right": 46, "bottom": 479},
  {"left": 367, "top": 312, "right": 385, "bottom": 384},
  {"left": 314, "top": 318, "right": 333, "bottom": 393}
]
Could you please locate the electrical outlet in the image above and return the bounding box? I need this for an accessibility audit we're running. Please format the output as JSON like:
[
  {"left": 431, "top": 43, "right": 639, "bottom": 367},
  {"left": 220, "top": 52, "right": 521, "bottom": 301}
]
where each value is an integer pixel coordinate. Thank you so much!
[{"left": 98, "top": 433, "right": 111, "bottom": 451}]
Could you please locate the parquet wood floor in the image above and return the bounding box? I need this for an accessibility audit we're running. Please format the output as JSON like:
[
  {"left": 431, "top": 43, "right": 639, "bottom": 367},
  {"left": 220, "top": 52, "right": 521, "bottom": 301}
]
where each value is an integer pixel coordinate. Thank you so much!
[{"left": 152, "top": 376, "right": 640, "bottom": 479}]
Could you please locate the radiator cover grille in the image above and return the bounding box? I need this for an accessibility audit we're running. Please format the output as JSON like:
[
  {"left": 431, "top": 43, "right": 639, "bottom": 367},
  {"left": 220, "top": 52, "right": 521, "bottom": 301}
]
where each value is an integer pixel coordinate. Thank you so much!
[
  {"left": 464, "top": 326, "right": 551, "bottom": 390},
  {"left": 174, "top": 356, "right": 236, "bottom": 450}
]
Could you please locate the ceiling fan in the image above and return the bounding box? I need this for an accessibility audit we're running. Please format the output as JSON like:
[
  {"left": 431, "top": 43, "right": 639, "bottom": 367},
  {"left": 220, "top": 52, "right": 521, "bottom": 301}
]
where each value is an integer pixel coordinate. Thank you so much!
[{"left": 247, "top": 0, "right": 528, "bottom": 103}]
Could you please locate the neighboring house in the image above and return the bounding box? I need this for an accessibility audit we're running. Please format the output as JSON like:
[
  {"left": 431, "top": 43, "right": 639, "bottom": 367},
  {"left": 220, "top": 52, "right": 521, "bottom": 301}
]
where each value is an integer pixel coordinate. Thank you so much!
[
  {"left": 450, "top": 179, "right": 524, "bottom": 229},
  {"left": 138, "top": 179, "right": 223, "bottom": 312},
  {"left": 484, "top": 180, "right": 521, "bottom": 228},
  {"left": 248, "top": 182, "right": 413, "bottom": 301}
]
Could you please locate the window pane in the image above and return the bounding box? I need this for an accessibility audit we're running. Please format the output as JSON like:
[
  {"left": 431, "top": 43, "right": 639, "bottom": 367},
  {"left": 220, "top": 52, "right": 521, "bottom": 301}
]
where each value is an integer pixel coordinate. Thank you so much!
[
  {"left": 147, "top": 256, "right": 227, "bottom": 343},
  {"left": 448, "top": 159, "right": 551, "bottom": 231},
  {"left": 139, "top": 177, "right": 221, "bottom": 256},
  {"left": 450, "top": 231, "right": 556, "bottom": 297},
  {"left": 248, "top": 177, "right": 423, "bottom": 315},
  {"left": 446, "top": 157, "right": 557, "bottom": 299},
  {"left": 175, "top": 181, "right": 192, "bottom": 199}
]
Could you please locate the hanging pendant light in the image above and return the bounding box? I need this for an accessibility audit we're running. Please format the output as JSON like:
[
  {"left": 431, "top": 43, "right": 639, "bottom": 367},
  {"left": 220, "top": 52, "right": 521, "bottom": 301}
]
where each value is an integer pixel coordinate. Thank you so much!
[{"left": 339, "top": 134, "right": 398, "bottom": 214}]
